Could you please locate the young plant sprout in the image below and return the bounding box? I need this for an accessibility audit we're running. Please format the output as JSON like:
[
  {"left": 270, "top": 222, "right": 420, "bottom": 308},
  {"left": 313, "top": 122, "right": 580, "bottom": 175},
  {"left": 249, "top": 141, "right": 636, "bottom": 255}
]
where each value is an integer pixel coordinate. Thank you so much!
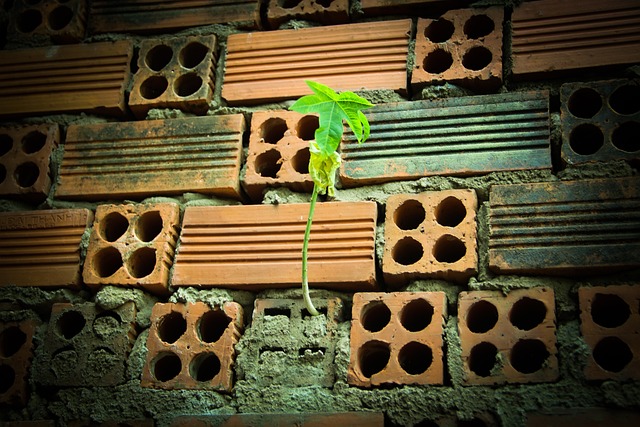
[{"left": 289, "top": 80, "right": 374, "bottom": 316}]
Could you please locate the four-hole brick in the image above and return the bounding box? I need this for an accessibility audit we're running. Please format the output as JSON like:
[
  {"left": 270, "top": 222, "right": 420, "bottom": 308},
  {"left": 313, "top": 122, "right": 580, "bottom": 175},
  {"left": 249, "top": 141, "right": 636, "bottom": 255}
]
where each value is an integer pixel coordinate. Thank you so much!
[{"left": 0, "top": 320, "right": 37, "bottom": 406}]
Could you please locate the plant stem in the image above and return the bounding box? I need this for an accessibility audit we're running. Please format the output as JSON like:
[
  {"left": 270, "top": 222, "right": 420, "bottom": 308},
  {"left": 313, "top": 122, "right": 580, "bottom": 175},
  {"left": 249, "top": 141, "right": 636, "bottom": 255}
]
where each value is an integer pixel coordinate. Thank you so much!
[{"left": 302, "top": 184, "right": 321, "bottom": 316}]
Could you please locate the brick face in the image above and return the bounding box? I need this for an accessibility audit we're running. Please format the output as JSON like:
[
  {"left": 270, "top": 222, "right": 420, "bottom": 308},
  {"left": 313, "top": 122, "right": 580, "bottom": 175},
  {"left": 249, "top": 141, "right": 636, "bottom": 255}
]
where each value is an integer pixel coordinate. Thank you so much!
[
  {"left": 0, "top": 320, "right": 36, "bottom": 406},
  {"left": 6, "top": 0, "right": 86, "bottom": 44}
]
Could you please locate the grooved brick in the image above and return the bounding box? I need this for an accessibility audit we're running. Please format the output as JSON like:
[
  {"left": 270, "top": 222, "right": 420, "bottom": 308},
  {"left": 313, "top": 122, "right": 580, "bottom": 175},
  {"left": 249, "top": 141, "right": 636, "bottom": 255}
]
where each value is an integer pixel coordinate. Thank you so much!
[
  {"left": 172, "top": 202, "right": 377, "bottom": 290},
  {"left": 489, "top": 177, "right": 640, "bottom": 274},
  {"left": 223, "top": 19, "right": 411, "bottom": 105},
  {"left": 57, "top": 115, "right": 244, "bottom": 200},
  {"left": 383, "top": 190, "right": 478, "bottom": 285},
  {"left": 6, "top": 0, "right": 86, "bottom": 44},
  {"left": 340, "top": 91, "right": 550, "bottom": 186},
  {"left": 348, "top": 292, "right": 446, "bottom": 387},
  {"left": 0, "top": 320, "right": 36, "bottom": 406},
  {"left": 82, "top": 203, "right": 180, "bottom": 296},
  {"left": 0, "top": 124, "right": 59, "bottom": 201},
  {"left": 0, "top": 41, "right": 132, "bottom": 117},
  {"left": 266, "top": 0, "right": 349, "bottom": 29},
  {"left": 578, "top": 285, "right": 640, "bottom": 380},
  {"left": 141, "top": 301, "right": 243, "bottom": 392},
  {"left": 0, "top": 209, "right": 93, "bottom": 287},
  {"left": 458, "top": 288, "right": 558, "bottom": 385},
  {"left": 169, "top": 412, "right": 384, "bottom": 427}
]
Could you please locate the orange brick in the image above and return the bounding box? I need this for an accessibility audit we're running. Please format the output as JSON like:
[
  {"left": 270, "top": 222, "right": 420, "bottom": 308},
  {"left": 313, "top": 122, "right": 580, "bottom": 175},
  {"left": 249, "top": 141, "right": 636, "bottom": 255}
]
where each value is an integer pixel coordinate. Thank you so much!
[
  {"left": 6, "top": 0, "right": 86, "bottom": 44},
  {"left": 458, "top": 288, "right": 558, "bottom": 385},
  {"left": 0, "top": 320, "right": 37, "bottom": 406},
  {"left": 0, "top": 124, "right": 59, "bottom": 202},
  {"left": 348, "top": 292, "right": 446, "bottom": 387},
  {"left": 172, "top": 202, "right": 377, "bottom": 291},
  {"left": 0, "top": 209, "right": 93, "bottom": 287},
  {"left": 242, "top": 110, "right": 315, "bottom": 201},
  {"left": 141, "top": 301, "right": 243, "bottom": 392},
  {"left": 266, "top": 0, "right": 349, "bottom": 29},
  {"left": 383, "top": 190, "right": 478, "bottom": 286},
  {"left": 526, "top": 408, "right": 640, "bottom": 427},
  {"left": 578, "top": 285, "right": 640, "bottom": 380},
  {"left": 360, "top": 0, "right": 472, "bottom": 16},
  {"left": 82, "top": 203, "right": 180, "bottom": 296},
  {"left": 169, "top": 412, "right": 384, "bottom": 427}
]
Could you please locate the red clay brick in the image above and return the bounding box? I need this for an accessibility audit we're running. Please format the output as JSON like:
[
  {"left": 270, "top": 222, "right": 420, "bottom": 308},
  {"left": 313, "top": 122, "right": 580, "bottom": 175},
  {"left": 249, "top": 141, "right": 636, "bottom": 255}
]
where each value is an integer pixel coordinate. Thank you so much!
[
  {"left": 458, "top": 288, "right": 558, "bottom": 385},
  {"left": 578, "top": 285, "right": 640, "bottom": 380},
  {"left": 0, "top": 320, "right": 37, "bottom": 406},
  {"left": 172, "top": 202, "right": 377, "bottom": 291},
  {"left": 0, "top": 209, "right": 93, "bottom": 287},
  {"left": 242, "top": 110, "right": 316, "bottom": 201},
  {"left": 57, "top": 115, "right": 244, "bottom": 200},
  {"left": 222, "top": 19, "right": 411, "bottom": 105},
  {"left": 526, "top": 408, "right": 640, "bottom": 427},
  {"left": 141, "top": 301, "right": 243, "bottom": 392},
  {"left": 412, "top": 7, "right": 503, "bottom": 91},
  {"left": 348, "top": 292, "right": 446, "bottom": 387},
  {"left": 0, "top": 124, "right": 59, "bottom": 202},
  {"left": 266, "top": 0, "right": 349, "bottom": 29},
  {"left": 0, "top": 41, "right": 132, "bottom": 118},
  {"left": 129, "top": 35, "right": 217, "bottom": 118},
  {"left": 169, "top": 412, "right": 384, "bottom": 427},
  {"left": 511, "top": 0, "right": 640, "bottom": 79},
  {"left": 360, "top": 0, "right": 472, "bottom": 16},
  {"left": 383, "top": 190, "right": 478, "bottom": 286},
  {"left": 6, "top": 0, "right": 86, "bottom": 44},
  {"left": 82, "top": 203, "right": 180, "bottom": 296}
]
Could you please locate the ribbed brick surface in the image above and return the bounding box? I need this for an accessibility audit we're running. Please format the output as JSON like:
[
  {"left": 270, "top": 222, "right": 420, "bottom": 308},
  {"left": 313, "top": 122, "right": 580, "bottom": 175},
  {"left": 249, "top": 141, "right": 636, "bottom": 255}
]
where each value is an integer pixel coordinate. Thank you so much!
[
  {"left": 82, "top": 203, "right": 180, "bottom": 295},
  {"left": 578, "top": 285, "right": 640, "bottom": 380},
  {"left": 412, "top": 7, "right": 503, "bottom": 91},
  {"left": 383, "top": 190, "right": 478, "bottom": 286},
  {"left": 242, "top": 110, "right": 315, "bottom": 201},
  {"left": 0, "top": 209, "right": 93, "bottom": 287},
  {"left": 0, "top": 41, "right": 132, "bottom": 117},
  {"left": 141, "top": 301, "right": 243, "bottom": 392},
  {"left": 57, "top": 115, "right": 244, "bottom": 200},
  {"left": 222, "top": 19, "right": 411, "bottom": 105},
  {"left": 6, "top": 0, "right": 86, "bottom": 44},
  {"left": 511, "top": 0, "right": 640, "bottom": 78},
  {"left": 0, "top": 320, "right": 36, "bottom": 406},
  {"left": 489, "top": 177, "right": 640, "bottom": 274},
  {"left": 561, "top": 79, "right": 640, "bottom": 164},
  {"left": 348, "top": 292, "right": 446, "bottom": 387},
  {"left": 0, "top": 124, "right": 59, "bottom": 201},
  {"left": 266, "top": 0, "right": 349, "bottom": 29},
  {"left": 170, "top": 412, "right": 384, "bottom": 427},
  {"left": 340, "top": 91, "right": 550, "bottom": 186},
  {"left": 458, "top": 288, "right": 558, "bottom": 385},
  {"left": 172, "top": 202, "right": 377, "bottom": 290}
]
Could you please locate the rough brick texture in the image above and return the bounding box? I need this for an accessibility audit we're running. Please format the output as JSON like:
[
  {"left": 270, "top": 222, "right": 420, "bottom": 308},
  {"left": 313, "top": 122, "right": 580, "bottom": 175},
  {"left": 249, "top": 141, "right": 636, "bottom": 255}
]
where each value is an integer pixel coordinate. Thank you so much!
[
  {"left": 57, "top": 115, "right": 244, "bottom": 200},
  {"left": 348, "top": 292, "right": 446, "bottom": 387},
  {"left": 169, "top": 412, "right": 384, "bottom": 427},
  {"left": 83, "top": 203, "right": 180, "bottom": 295},
  {"left": 383, "top": 190, "right": 478, "bottom": 286},
  {"left": 6, "top": 0, "right": 86, "bottom": 44},
  {"left": 458, "top": 288, "right": 558, "bottom": 385},
  {"left": 141, "top": 301, "right": 243, "bottom": 392},
  {"left": 266, "top": 0, "right": 349, "bottom": 29},
  {"left": 0, "top": 320, "right": 36, "bottom": 406}
]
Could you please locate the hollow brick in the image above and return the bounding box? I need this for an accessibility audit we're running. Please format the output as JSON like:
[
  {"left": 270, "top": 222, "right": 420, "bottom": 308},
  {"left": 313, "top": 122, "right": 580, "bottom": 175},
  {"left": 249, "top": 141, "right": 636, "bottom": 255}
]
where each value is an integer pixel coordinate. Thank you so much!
[
  {"left": 82, "top": 203, "right": 180, "bottom": 296},
  {"left": 0, "top": 320, "right": 37, "bottom": 407},
  {"left": 383, "top": 190, "right": 478, "bottom": 286},
  {"left": 578, "top": 285, "right": 640, "bottom": 380},
  {"left": 348, "top": 292, "right": 447, "bottom": 387},
  {"left": 360, "top": 0, "right": 472, "bottom": 16},
  {"left": 266, "top": 0, "right": 349, "bottom": 29},
  {"left": 458, "top": 287, "right": 558, "bottom": 385},
  {"left": 6, "top": 0, "right": 86, "bottom": 44},
  {"left": 169, "top": 412, "right": 384, "bottom": 427},
  {"left": 141, "top": 301, "right": 243, "bottom": 392}
]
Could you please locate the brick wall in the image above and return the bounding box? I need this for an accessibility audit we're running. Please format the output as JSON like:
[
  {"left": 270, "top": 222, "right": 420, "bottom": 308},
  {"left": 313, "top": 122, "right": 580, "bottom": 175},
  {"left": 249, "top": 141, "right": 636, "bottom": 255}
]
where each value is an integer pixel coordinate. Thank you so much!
[{"left": 1, "top": 1, "right": 639, "bottom": 426}]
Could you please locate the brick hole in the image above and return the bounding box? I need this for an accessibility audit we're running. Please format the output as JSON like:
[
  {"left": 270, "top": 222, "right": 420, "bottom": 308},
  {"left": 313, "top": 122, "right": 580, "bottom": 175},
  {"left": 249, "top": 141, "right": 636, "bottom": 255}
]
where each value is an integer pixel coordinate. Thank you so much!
[
  {"left": 464, "top": 14, "right": 495, "bottom": 39},
  {"left": 296, "top": 115, "right": 319, "bottom": 141},
  {"left": 424, "top": 18, "right": 454, "bottom": 43},
  {"left": 302, "top": 306, "right": 327, "bottom": 319},
  {"left": 135, "top": 210, "right": 163, "bottom": 242},
  {"left": 569, "top": 123, "right": 604, "bottom": 155},
  {"left": 567, "top": 88, "right": 602, "bottom": 119},
  {"left": 0, "top": 165, "right": 5, "bottom": 184},
  {"left": 0, "top": 134, "right": 12, "bottom": 156},
  {"left": 0, "top": 326, "right": 27, "bottom": 357},
  {"left": 93, "top": 311, "right": 122, "bottom": 339},
  {"left": 414, "top": 420, "right": 439, "bottom": 427},
  {"left": 0, "top": 364, "right": 15, "bottom": 394},
  {"left": 316, "top": 0, "right": 334, "bottom": 7},
  {"left": 458, "top": 418, "right": 489, "bottom": 427},
  {"left": 260, "top": 117, "right": 288, "bottom": 144},
  {"left": 157, "top": 311, "right": 187, "bottom": 344},
  {"left": 590, "top": 293, "right": 630, "bottom": 328},
  {"left": 398, "top": 341, "right": 432, "bottom": 375},
  {"left": 435, "top": 196, "right": 466, "bottom": 227},
  {"left": 14, "top": 161, "right": 39, "bottom": 187},
  {"left": 462, "top": 46, "right": 492, "bottom": 71},
  {"left": 152, "top": 352, "right": 182, "bottom": 382},
  {"left": 145, "top": 44, "right": 173, "bottom": 72},
  {"left": 611, "top": 121, "right": 640, "bottom": 153},
  {"left": 466, "top": 300, "right": 498, "bottom": 333},
  {"left": 469, "top": 341, "right": 498, "bottom": 377},
  {"left": 2, "top": 0, "right": 13, "bottom": 11},
  {"left": 57, "top": 310, "right": 86, "bottom": 339},
  {"left": 16, "top": 8, "right": 42, "bottom": 33},
  {"left": 400, "top": 298, "right": 433, "bottom": 332},
  {"left": 198, "top": 309, "right": 230, "bottom": 343},
  {"left": 509, "top": 297, "right": 547, "bottom": 331},
  {"left": 361, "top": 300, "right": 391, "bottom": 332},
  {"left": 358, "top": 340, "right": 390, "bottom": 378},
  {"left": 394, "top": 199, "right": 425, "bottom": 230},
  {"left": 100, "top": 212, "right": 129, "bottom": 242},
  {"left": 179, "top": 41, "right": 209, "bottom": 69},
  {"left": 255, "top": 149, "right": 282, "bottom": 178},
  {"left": 433, "top": 234, "right": 466, "bottom": 263},
  {"left": 139, "top": 75, "right": 168, "bottom": 100},
  {"left": 87, "top": 347, "right": 118, "bottom": 374},
  {"left": 510, "top": 339, "right": 549, "bottom": 374},
  {"left": 264, "top": 307, "right": 291, "bottom": 317},
  {"left": 21, "top": 130, "right": 46, "bottom": 154},
  {"left": 51, "top": 348, "right": 78, "bottom": 375},
  {"left": 126, "top": 247, "right": 156, "bottom": 279},
  {"left": 592, "top": 336, "right": 632, "bottom": 373},
  {"left": 392, "top": 237, "right": 424, "bottom": 265},
  {"left": 291, "top": 147, "right": 310, "bottom": 174},
  {"left": 609, "top": 84, "right": 640, "bottom": 115},
  {"left": 423, "top": 48, "right": 453, "bottom": 74},
  {"left": 190, "top": 352, "right": 220, "bottom": 382},
  {"left": 279, "top": 0, "right": 302, "bottom": 8},
  {"left": 93, "top": 246, "right": 123, "bottom": 277},
  {"left": 47, "top": 5, "right": 73, "bottom": 31},
  {"left": 174, "top": 73, "right": 203, "bottom": 97}
]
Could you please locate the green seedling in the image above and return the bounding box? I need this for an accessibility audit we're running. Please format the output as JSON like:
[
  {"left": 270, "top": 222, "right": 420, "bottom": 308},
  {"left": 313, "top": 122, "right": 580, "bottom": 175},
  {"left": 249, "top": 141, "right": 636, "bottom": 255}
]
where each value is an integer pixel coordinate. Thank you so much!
[{"left": 289, "top": 80, "right": 373, "bottom": 316}]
